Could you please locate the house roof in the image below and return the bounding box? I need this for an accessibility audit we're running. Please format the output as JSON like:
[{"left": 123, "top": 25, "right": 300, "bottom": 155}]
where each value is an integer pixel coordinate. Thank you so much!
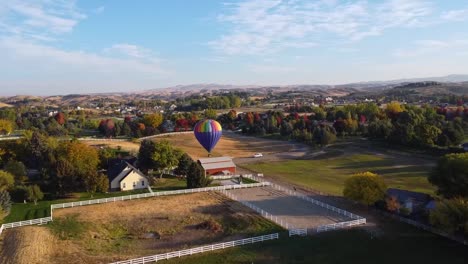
[
  {"left": 118, "top": 162, "right": 147, "bottom": 183},
  {"left": 107, "top": 156, "right": 137, "bottom": 182},
  {"left": 387, "top": 188, "right": 431, "bottom": 204},
  {"left": 198, "top": 157, "right": 236, "bottom": 171}
]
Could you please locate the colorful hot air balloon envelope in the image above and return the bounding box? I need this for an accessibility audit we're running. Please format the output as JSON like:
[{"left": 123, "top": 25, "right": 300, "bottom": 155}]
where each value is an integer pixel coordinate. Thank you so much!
[{"left": 194, "top": 119, "right": 222, "bottom": 155}]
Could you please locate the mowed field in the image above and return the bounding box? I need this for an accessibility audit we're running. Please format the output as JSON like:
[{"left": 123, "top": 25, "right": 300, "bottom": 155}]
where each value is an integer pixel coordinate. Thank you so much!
[
  {"left": 0, "top": 192, "right": 281, "bottom": 264},
  {"left": 243, "top": 152, "right": 435, "bottom": 195}
]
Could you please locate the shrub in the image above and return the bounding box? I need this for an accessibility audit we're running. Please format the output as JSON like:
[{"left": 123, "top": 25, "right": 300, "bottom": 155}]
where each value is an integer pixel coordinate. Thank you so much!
[{"left": 430, "top": 198, "right": 468, "bottom": 235}]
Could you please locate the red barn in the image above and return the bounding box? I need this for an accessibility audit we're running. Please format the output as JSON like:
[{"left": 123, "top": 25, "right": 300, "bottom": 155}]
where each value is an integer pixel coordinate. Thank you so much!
[{"left": 198, "top": 157, "right": 236, "bottom": 176}]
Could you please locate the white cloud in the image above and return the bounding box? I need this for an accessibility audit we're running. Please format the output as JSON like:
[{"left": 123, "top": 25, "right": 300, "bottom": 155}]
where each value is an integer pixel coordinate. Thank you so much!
[
  {"left": 0, "top": 0, "right": 85, "bottom": 39},
  {"left": 441, "top": 9, "right": 468, "bottom": 21},
  {"left": 0, "top": 1, "right": 169, "bottom": 94},
  {"left": 393, "top": 39, "right": 468, "bottom": 57},
  {"left": 105, "top": 43, "right": 156, "bottom": 59},
  {"left": 211, "top": 0, "right": 439, "bottom": 55}
]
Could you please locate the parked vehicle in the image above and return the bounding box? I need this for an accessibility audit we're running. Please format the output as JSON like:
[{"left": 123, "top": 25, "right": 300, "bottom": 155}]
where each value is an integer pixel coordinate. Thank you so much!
[{"left": 253, "top": 153, "right": 263, "bottom": 158}]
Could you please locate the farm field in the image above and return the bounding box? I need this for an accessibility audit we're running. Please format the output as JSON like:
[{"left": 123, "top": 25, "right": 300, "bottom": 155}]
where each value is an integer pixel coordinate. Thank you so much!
[
  {"left": 81, "top": 140, "right": 141, "bottom": 153},
  {"left": 151, "top": 133, "right": 305, "bottom": 160},
  {"left": 0, "top": 192, "right": 282, "bottom": 264},
  {"left": 2, "top": 177, "right": 188, "bottom": 223},
  {"left": 82, "top": 134, "right": 436, "bottom": 196},
  {"left": 241, "top": 137, "right": 436, "bottom": 195},
  {"left": 164, "top": 219, "right": 468, "bottom": 264},
  {"left": 243, "top": 153, "right": 434, "bottom": 195}
]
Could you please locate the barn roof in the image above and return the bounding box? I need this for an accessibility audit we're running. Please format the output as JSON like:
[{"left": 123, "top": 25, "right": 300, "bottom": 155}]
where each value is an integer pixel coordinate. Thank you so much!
[
  {"left": 198, "top": 157, "right": 236, "bottom": 171},
  {"left": 198, "top": 157, "right": 234, "bottom": 164}
]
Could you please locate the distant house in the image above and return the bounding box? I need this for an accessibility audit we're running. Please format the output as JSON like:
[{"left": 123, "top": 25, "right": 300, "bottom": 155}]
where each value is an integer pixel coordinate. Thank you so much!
[
  {"left": 386, "top": 188, "right": 433, "bottom": 214},
  {"left": 462, "top": 142, "right": 468, "bottom": 152},
  {"left": 107, "top": 157, "right": 149, "bottom": 191},
  {"left": 198, "top": 157, "right": 236, "bottom": 176}
]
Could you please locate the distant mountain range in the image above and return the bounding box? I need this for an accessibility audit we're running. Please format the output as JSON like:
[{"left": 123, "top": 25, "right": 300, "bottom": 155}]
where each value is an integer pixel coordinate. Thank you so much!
[
  {"left": 1, "top": 74, "right": 467, "bottom": 105},
  {"left": 138, "top": 74, "right": 468, "bottom": 95}
]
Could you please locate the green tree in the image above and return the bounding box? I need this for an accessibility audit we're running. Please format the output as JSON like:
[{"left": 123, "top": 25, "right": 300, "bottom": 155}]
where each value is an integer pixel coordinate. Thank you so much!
[
  {"left": 430, "top": 198, "right": 468, "bottom": 235},
  {"left": 143, "top": 113, "right": 164, "bottom": 129},
  {"left": 152, "top": 140, "right": 181, "bottom": 178},
  {"left": 205, "top": 109, "right": 217, "bottom": 119},
  {"left": 417, "top": 124, "right": 442, "bottom": 146},
  {"left": 54, "top": 159, "right": 75, "bottom": 196},
  {"left": 174, "top": 153, "right": 194, "bottom": 177},
  {"left": 4, "top": 160, "right": 27, "bottom": 184},
  {"left": 83, "top": 172, "right": 109, "bottom": 197},
  {"left": 186, "top": 162, "right": 211, "bottom": 188},
  {"left": 429, "top": 153, "right": 468, "bottom": 198},
  {"left": 0, "top": 119, "right": 14, "bottom": 135},
  {"left": 0, "top": 170, "right": 14, "bottom": 191},
  {"left": 64, "top": 141, "right": 99, "bottom": 179},
  {"left": 343, "top": 172, "right": 387, "bottom": 206},
  {"left": 26, "top": 184, "right": 44, "bottom": 205},
  {"left": 137, "top": 140, "right": 156, "bottom": 173}
]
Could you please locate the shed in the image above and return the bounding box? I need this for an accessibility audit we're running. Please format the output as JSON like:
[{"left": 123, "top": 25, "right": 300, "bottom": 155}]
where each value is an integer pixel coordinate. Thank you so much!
[
  {"left": 386, "top": 188, "right": 432, "bottom": 214},
  {"left": 198, "top": 157, "right": 236, "bottom": 176}
]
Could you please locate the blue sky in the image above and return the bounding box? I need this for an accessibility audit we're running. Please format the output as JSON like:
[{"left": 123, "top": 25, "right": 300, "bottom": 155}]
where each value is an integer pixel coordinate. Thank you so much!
[{"left": 1, "top": 0, "right": 468, "bottom": 95}]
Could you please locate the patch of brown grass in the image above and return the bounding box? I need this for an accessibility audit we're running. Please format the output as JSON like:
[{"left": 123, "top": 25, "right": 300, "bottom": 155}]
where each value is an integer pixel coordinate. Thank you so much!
[
  {"left": 0, "top": 226, "right": 57, "bottom": 264},
  {"left": 23, "top": 192, "right": 273, "bottom": 263},
  {"left": 154, "top": 133, "right": 295, "bottom": 159}
]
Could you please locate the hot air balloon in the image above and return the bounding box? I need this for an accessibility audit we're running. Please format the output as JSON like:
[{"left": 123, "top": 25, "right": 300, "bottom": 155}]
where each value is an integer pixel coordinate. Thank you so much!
[{"left": 194, "top": 119, "right": 222, "bottom": 156}]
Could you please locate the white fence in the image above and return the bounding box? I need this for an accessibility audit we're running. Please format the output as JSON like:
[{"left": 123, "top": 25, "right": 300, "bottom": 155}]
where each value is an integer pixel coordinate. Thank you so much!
[
  {"left": 289, "top": 228, "right": 307, "bottom": 236},
  {"left": 229, "top": 174, "right": 367, "bottom": 234},
  {"left": 0, "top": 182, "right": 270, "bottom": 236},
  {"left": 268, "top": 182, "right": 363, "bottom": 220},
  {"left": 316, "top": 218, "right": 366, "bottom": 233},
  {"left": 220, "top": 189, "right": 293, "bottom": 229},
  {"left": 0, "top": 136, "right": 22, "bottom": 141},
  {"left": 211, "top": 175, "right": 237, "bottom": 180},
  {"left": 52, "top": 183, "right": 270, "bottom": 210},
  {"left": 78, "top": 138, "right": 128, "bottom": 142},
  {"left": 138, "top": 131, "right": 193, "bottom": 141},
  {"left": 110, "top": 233, "right": 279, "bottom": 264},
  {"left": 0, "top": 216, "right": 53, "bottom": 236}
]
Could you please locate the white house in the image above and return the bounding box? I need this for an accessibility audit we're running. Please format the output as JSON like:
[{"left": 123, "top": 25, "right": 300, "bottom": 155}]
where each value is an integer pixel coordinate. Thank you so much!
[{"left": 108, "top": 158, "right": 149, "bottom": 191}]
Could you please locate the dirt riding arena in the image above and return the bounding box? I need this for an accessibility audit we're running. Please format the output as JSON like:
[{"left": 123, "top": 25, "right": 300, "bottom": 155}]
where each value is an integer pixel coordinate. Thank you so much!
[{"left": 227, "top": 186, "right": 351, "bottom": 230}]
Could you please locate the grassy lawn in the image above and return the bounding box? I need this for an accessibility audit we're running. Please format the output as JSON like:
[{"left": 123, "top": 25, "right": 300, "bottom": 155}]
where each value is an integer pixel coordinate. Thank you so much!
[
  {"left": 166, "top": 220, "right": 467, "bottom": 264},
  {"left": 243, "top": 154, "right": 435, "bottom": 195},
  {"left": 2, "top": 189, "right": 148, "bottom": 224}
]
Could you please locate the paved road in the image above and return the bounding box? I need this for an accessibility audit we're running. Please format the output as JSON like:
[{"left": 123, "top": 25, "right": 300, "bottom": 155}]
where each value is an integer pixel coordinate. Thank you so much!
[{"left": 227, "top": 186, "right": 351, "bottom": 230}]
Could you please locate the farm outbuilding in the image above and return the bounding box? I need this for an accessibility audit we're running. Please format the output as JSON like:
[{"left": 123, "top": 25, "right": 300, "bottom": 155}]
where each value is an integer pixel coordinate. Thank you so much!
[{"left": 198, "top": 157, "right": 236, "bottom": 176}]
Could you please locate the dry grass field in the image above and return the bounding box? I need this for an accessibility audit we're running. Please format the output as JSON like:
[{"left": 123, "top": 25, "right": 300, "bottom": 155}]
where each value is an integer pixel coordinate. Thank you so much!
[
  {"left": 0, "top": 192, "right": 281, "bottom": 264},
  {"left": 154, "top": 133, "right": 300, "bottom": 160},
  {"left": 81, "top": 140, "right": 140, "bottom": 153},
  {"left": 82, "top": 133, "right": 302, "bottom": 160}
]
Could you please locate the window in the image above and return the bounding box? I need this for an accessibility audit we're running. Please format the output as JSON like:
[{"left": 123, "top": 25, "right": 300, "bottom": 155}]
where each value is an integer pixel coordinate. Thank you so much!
[
  {"left": 122, "top": 182, "right": 126, "bottom": 188},
  {"left": 141, "top": 180, "right": 145, "bottom": 186},
  {"left": 133, "top": 182, "right": 136, "bottom": 187}
]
